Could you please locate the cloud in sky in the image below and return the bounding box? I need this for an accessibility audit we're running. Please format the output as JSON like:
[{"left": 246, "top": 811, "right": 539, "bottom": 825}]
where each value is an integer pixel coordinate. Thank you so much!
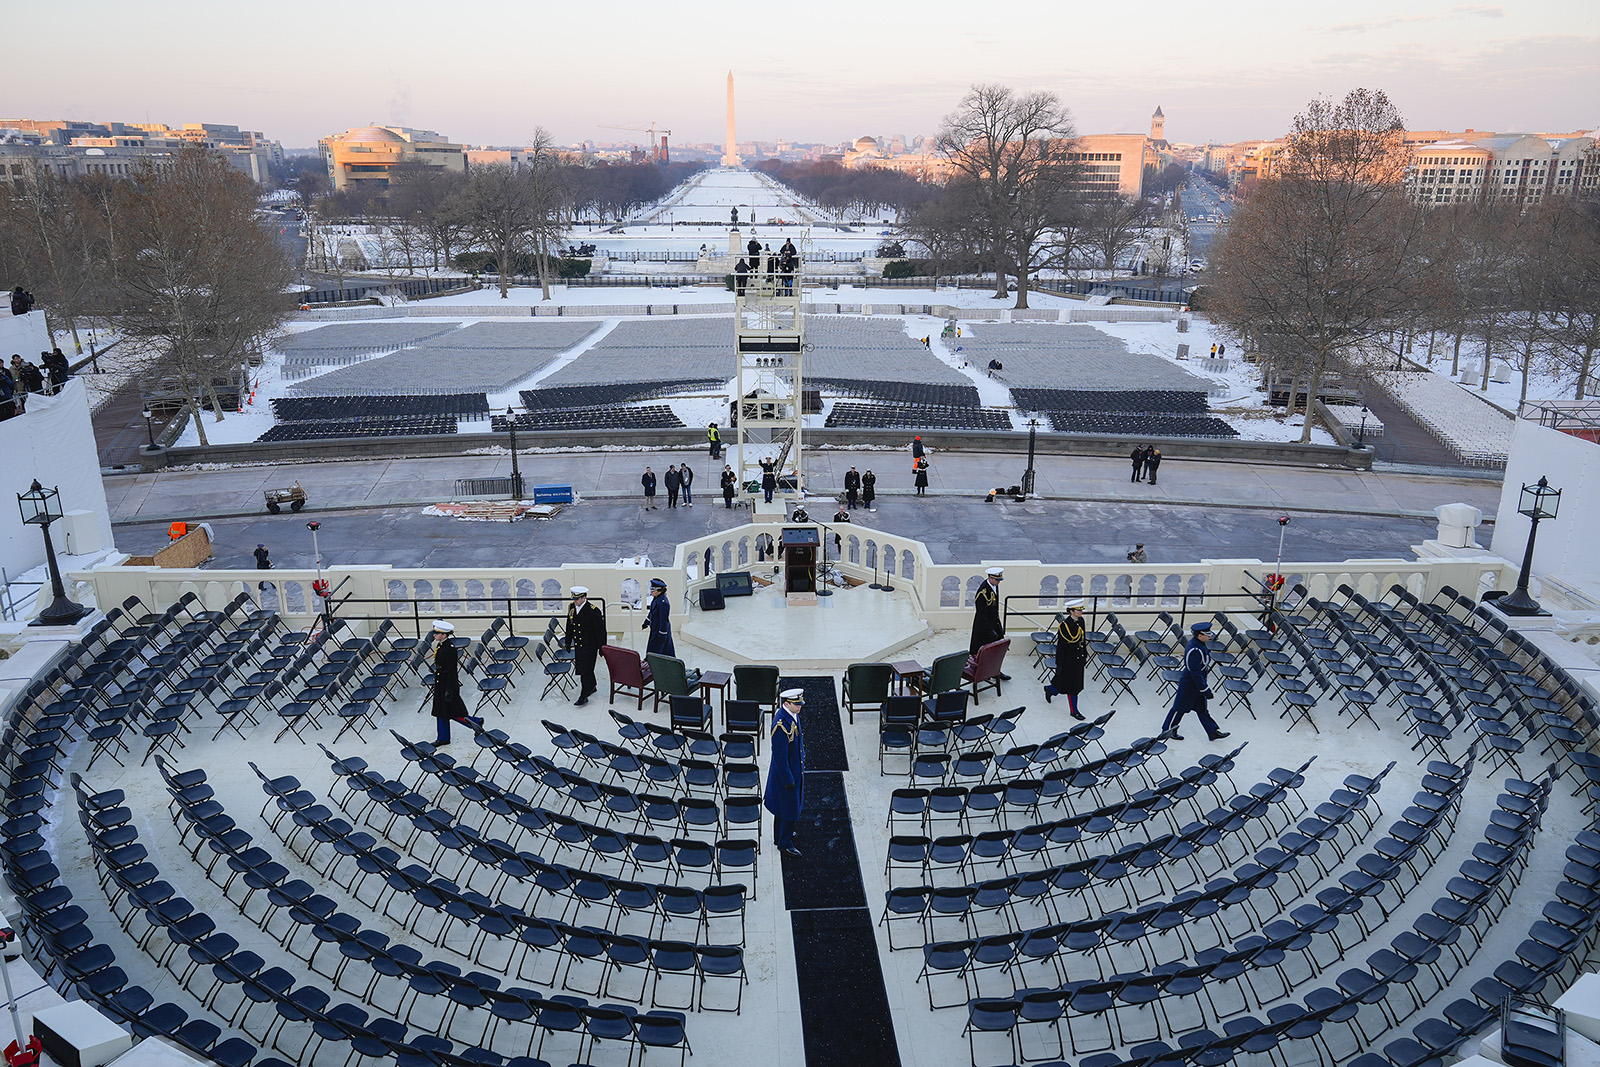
[
  {"left": 2, "top": 0, "right": 1593, "bottom": 148},
  {"left": 1330, "top": 4, "right": 1506, "bottom": 33}
]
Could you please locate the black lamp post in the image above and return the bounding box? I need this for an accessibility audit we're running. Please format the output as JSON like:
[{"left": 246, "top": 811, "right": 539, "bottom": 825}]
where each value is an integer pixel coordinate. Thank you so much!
[
  {"left": 1497, "top": 476, "right": 1560, "bottom": 616},
  {"left": 1022, "top": 418, "right": 1039, "bottom": 498},
  {"left": 17, "top": 480, "right": 92, "bottom": 626},
  {"left": 1356, "top": 405, "right": 1368, "bottom": 447},
  {"left": 506, "top": 408, "right": 524, "bottom": 501},
  {"left": 141, "top": 406, "right": 157, "bottom": 451}
]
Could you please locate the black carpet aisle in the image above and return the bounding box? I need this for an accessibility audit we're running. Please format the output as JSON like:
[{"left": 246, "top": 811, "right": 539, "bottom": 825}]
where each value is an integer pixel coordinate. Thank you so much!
[{"left": 777, "top": 676, "right": 901, "bottom": 1067}]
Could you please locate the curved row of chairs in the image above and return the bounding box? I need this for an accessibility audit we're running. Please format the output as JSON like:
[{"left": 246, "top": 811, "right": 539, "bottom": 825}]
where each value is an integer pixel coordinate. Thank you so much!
[
  {"left": 87, "top": 769, "right": 694, "bottom": 1067},
  {"left": 887, "top": 744, "right": 1241, "bottom": 840},
  {"left": 953, "top": 758, "right": 1574, "bottom": 1066},
  {"left": 0, "top": 593, "right": 798, "bottom": 1067},
  {"left": 882, "top": 756, "right": 1338, "bottom": 950},
  {"left": 347, "top": 735, "right": 763, "bottom": 891}
]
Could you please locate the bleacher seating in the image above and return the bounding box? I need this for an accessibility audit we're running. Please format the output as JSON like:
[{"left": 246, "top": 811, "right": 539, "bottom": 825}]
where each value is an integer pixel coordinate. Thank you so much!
[
  {"left": 1043, "top": 412, "right": 1239, "bottom": 438},
  {"left": 810, "top": 378, "right": 983, "bottom": 408},
  {"left": 825, "top": 403, "right": 1012, "bottom": 431},
  {"left": 521, "top": 381, "right": 723, "bottom": 412},
  {"left": 1013, "top": 388, "right": 1211, "bottom": 416},
  {"left": 256, "top": 416, "right": 458, "bottom": 442},
  {"left": 492, "top": 406, "right": 686, "bottom": 433},
  {"left": 272, "top": 394, "right": 489, "bottom": 422}
]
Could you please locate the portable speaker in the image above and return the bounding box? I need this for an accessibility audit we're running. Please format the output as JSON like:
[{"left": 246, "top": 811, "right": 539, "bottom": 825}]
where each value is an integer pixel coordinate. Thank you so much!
[{"left": 699, "top": 587, "right": 726, "bottom": 611}]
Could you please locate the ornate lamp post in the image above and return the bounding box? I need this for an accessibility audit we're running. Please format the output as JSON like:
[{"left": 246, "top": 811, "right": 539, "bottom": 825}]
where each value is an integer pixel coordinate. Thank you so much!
[
  {"left": 141, "top": 406, "right": 157, "bottom": 451},
  {"left": 1022, "top": 418, "right": 1038, "bottom": 498},
  {"left": 17, "top": 480, "right": 92, "bottom": 626},
  {"left": 1497, "top": 476, "right": 1561, "bottom": 616},
  {"left": 505, "top": 408, "right": 524, "bottom": 500}
]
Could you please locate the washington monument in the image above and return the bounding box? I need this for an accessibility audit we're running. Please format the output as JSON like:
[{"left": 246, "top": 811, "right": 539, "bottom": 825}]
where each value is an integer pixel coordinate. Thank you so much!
[{"left": 722, "top": 71, "right": 741, "bottom": 167}]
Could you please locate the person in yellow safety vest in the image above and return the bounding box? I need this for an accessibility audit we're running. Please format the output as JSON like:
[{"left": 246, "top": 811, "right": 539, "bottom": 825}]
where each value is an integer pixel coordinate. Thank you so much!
[{"left": 707, "top": 423, "right": 722, "bottom": 458}]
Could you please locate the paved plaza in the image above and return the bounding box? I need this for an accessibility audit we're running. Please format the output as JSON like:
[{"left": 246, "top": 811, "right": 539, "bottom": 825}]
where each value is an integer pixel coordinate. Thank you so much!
[{"left": 103, "top": 447, "right": 1499, "bottom": 571}]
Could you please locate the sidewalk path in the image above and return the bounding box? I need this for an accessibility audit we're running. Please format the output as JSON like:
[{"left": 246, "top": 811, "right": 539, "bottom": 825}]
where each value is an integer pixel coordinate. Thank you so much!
[
  {"left": 106, "top": 448, "right": 1501, "bottom": 524},
  {"left": 106, "top": 449, "right": 1503, "bottom": 571}
]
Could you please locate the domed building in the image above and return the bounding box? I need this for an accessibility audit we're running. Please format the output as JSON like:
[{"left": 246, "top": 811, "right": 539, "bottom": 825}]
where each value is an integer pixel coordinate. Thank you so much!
[{"left": 318, "top": 124, "right": 465, "bottom": 192}]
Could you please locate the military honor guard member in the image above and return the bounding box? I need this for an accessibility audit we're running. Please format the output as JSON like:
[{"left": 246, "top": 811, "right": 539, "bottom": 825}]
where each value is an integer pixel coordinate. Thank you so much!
[
  {"left": 970, "top": 567, "right": 1010, "bottom": 679},
  {"left": 429, "top": 620, "right": 480, "bottom": 745},
  {"left": 1043, "top": 598, "right": 1088, "bottom": 721},
  {"left": 643, "top": 577, "right": 674, "bottom": 657},
  {"left": 764, "top": 688, "right": 806, "bottom": 856},
  {"left": 566, "top": 587, "right": 606, "bottom": 706},
  {"left": 1161, "top": 620, "right": 1231, "bottom": 741}
]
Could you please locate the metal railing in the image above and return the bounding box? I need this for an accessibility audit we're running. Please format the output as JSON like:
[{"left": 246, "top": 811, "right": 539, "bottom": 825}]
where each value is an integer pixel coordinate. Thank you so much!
[
  {"left": 1002, "top": 589, "right": 1282, "bottom": 636},
  {"left": 453, "top": 476, "right": 517, "bottom": 498},
  {"left": 291, "top": 591, "right": 605, "bottom": 643},
  {"left": 0, "top": 567, "right": 42, "bottom": 623},
  {"left": 295, "top": 276, "right": 473, "bottom": 305}
]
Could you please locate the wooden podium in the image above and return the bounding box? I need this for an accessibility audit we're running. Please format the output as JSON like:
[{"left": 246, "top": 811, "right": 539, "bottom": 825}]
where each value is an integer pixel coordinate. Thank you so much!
[{"left": 781, "top": 526, "right": 819, "bottom": 606}]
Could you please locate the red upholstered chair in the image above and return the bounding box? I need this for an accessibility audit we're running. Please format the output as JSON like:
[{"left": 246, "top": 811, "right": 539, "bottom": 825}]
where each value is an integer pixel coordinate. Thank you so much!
[
  {"left": 962, "top": 639, "right": 1011, "bottom": 703},
  {"left": 602, "top": 645, "right": 653, "bottom": 710}
]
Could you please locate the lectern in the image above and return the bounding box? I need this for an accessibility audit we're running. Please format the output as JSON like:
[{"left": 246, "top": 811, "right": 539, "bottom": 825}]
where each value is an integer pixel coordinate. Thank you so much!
[{"left": 781, "top": 527, "right": 819, "bottom": 605}]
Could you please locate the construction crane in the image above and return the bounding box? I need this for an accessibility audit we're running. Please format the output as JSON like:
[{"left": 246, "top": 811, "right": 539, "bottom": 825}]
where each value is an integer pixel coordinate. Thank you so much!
[{"left": 598, "top": 122, "right": 671, "bottom": 163}]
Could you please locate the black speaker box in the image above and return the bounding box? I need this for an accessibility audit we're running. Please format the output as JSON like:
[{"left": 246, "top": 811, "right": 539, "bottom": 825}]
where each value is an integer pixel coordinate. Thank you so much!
[{"left": 699, "top": 587, "right": 726, "bottom": 611}]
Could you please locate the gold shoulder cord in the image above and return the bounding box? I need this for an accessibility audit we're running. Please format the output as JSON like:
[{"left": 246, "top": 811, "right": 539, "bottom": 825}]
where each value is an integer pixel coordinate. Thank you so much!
[
  {"left": 1061, "top": 618, "right": 1086, "bottom": 645},
  {"left": 773, "top": 715, "right": 798, "bottom": 741}
]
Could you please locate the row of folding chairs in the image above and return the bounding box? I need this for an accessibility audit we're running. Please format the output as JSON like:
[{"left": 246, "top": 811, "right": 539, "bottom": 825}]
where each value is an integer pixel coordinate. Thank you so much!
[
  {"left": 317, "top": 743, "right": 760, "bottom": 915},
  {"left": 948, "top": 769, "right": 1503, "bottom": 1065},
  {"left": 893, "top": 730, "right": 1203, "bottom": 825},
  {"left": 387, "top": 733, "right": 763, "bottom": 866},
  {"left": 219, "top": 757, "right": 749, "bottom": 1021},
  {"left": 882, "top": 757, "right": 1339, "bottom": 947},
  {"left": 888, "top": 744, "right": 1245, "bottom": 838},
  {"left": 438, "top": 725, "right": 760, "bottom": 816},
  {"left": 879, "top": 700, "right": 1037, "bottom": 774},
  {"left": 4, "top": 773, "right": 264, "bottom": 1066},
  {"left": 885, "top": 746, "right": 1257, "bottom": 887},
  {"left": 250, "top": 764, "right": 753, "bottom": 1015},
  {"left": 908, "top": 779, "right": 1407, "bottom": 994},
  {"left": 608, "top": 707, "right": 768, "bottom": 757},
  {"left": 307, "top": 749, "right": 752, "bottom": 946},
  {"left": 125, "top": 763, "right": 692, "bottom": 1066}
]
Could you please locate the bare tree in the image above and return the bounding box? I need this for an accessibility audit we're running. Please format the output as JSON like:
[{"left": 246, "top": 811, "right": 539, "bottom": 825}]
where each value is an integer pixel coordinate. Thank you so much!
[
  {"left": 389, "top": 162, "right": 467, "bottom": 270},
  {"left": 108, "top": 145, "right": 292, "bottom": 445},
  {"left": 897, "top": 178, "right": 987, "bottom": 286},
  {"left": 1210, "top": 88, "right": 1428, "bottom": 442},
  {"left": 459, "top": 163, "right": 538, "bottom": 300},
  {"left": 523, "top": 130, "right": 572, "bottom": 301},
  {"left": 457, "top": 130, "right": 570, "bottom": 300},
  {"left": 0, "top": 166, "right": 109, "bottom": 357},
  {"left": 937, "top": 84, "right": 1081, "bottom": 307},
  {"left": 1540, "top": 198, "right": 1600, "bottom": 399},
  {"left": 1080, "top": 196, "right": 1149, "bottom": 272}
]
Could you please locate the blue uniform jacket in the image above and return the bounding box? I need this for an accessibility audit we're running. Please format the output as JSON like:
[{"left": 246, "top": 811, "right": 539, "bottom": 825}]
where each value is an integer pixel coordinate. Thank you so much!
[
  {"left": 1168, "top": 636, "right": 1213, "bottom": 716},
  {"left": 763, "top": 707, "right": 805, "bottom": 819},
  {"left": 643, "top": 594, "right": 675, "bottom": 657}
]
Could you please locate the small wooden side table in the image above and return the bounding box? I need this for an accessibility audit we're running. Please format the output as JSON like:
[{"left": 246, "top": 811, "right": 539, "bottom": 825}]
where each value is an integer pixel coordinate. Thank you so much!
[{"left": 891, "top": 660, "right": 925, "bottom": 695}]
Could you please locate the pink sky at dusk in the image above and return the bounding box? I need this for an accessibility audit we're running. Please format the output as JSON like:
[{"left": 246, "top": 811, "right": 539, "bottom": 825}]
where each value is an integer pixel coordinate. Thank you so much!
[{"left": 8, "top": 1, "right": 1596, "bottom": 148}]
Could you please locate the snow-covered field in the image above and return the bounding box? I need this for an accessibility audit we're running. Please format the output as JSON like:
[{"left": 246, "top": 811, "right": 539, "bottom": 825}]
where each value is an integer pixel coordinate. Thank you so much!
[
  {"left": 167, "top": 297, "right": 1335, "bottom": 448},
  {"left": 161, "top": 170, "right": 1592, "bottom": 452}
]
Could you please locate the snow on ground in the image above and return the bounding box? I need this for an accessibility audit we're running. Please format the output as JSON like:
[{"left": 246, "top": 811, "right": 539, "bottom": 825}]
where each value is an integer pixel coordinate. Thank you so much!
[
  {"left": 1397, "top": 332, "right": 1595, "bottom": 415},
  {"left": 173, "top": 288, "right": 1345, "bottom": 447}
]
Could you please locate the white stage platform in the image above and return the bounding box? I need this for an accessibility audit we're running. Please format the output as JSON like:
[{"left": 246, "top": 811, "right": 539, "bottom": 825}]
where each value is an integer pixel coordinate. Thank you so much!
[{"left": 679, "top": 578, "right": 931, "bottom": 668}]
